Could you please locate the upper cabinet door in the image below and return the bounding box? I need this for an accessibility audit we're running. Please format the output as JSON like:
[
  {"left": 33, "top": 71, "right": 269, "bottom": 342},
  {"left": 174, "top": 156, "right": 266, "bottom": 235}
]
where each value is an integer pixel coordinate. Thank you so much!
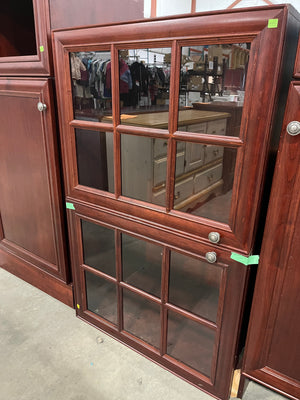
[
  {"left": 0, "top": 0, "right": 52, "bottom": 76},
  {"left": 52, "top": 6, "right": 299, "bottom": 253}
]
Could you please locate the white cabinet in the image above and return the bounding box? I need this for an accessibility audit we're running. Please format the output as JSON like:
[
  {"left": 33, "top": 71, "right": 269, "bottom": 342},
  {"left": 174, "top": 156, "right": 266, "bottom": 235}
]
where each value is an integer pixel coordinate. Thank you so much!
[{"left": 121, "top": 111, "right": 229, "bottom": 209}]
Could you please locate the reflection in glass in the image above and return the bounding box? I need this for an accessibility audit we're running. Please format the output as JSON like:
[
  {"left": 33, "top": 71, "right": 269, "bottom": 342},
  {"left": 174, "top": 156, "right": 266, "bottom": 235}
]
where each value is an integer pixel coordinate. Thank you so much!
[
  {"left": 85, "top": 270, "right": 117, "bottom": 325},
  {"left": 123, "top": 289, "right": 161, "bottom": 348},
  {"left": 173, "top": 143, "right": 237, "bottom": 224},
  {"left": 167, "top": 311, "right": 215, "bottom": 377},
  {"left": 169, "top": 251, "right": 222, "bottom": 322},
  {"left": 81, "top": 220, "right": 115, "bottom": 277},
  {"left": 122, "top": 233, "right": 162, "bottom": 298},
  {"left": 70, "top": 51, "right": 112, "bottom": 120},
  {"left": 75, "top": 128, "right": 114, "bottom": 192},
  {"left": 118, "top": 48, "right": 171, "bottom": 129},
  {"left": 121, "top": 134, "right": 167, "bottom": 206},
  {"left": 179, "top": 43, "right": 250, "bottom": 137}
]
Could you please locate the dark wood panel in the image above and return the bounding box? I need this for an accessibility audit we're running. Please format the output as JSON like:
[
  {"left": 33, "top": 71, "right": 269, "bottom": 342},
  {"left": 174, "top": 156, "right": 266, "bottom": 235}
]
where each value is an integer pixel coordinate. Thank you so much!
[
  {"left": 0, "top": 94, "right": 57, "bottom": 264},
  {"left": 49, "top": 0, "right": 144, "bottom": 30},
  {"left": 240, "top": 82, "right": 300, "bottom": 400},
  {"left": 0, "top": 78, "right": 69, "bottom": 282}
]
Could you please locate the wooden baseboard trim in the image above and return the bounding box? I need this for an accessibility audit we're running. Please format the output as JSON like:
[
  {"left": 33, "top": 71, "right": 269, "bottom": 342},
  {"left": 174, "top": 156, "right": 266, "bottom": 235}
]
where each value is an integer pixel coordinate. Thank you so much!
[{"left": 0, "top": 247, "right": 74, "bottom": 308}]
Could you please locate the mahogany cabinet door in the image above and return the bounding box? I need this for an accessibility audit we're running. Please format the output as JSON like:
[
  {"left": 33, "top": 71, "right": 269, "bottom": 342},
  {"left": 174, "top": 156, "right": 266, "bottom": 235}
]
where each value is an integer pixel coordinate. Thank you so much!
[
  {"left": 66, "top": 200, "right": 250, "bottom": 400},
  {"left": 241, "top": 82, "right": 300, "bottom": 400},
  {"left": 0, "top": 78, "right": 69, "bottom": 283},
  {"left": 52, "top": 6, "right": 299, "bottom": 255},
  {"left": 0, "top": 0, "right": 52, "bottom": 76}
]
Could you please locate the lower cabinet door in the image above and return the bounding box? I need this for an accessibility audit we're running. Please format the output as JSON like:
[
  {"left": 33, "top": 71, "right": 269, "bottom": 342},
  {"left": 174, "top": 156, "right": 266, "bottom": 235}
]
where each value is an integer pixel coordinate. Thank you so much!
[
  {"left": 0, "top": 78, "right": 71, "bottom": 304},
  {"left": 67, "top": 201, "right": 251, "bottom": 400}
]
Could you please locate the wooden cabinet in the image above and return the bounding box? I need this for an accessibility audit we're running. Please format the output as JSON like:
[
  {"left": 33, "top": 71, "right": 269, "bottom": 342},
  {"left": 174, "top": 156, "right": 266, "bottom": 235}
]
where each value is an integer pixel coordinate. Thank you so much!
[
  {"left": 239, "top": 83, "right": 300, "bottom": 400},
  {"left": 53, "top": 5, "right": 299, "bottom": 400},
  {"left": 0, "top": 79, "right": 72, "bottom": 306},
  {"left": 0, "top": 0, "right": 52, "bottom": 76}
]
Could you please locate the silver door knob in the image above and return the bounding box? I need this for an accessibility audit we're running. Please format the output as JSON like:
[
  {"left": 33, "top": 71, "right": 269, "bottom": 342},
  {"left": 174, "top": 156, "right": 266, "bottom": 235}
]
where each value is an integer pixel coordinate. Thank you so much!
[
  {"left": 37, "top": 102, "right": 47, "bottom": 112},
  {"left": 287, "top": 121, "right": 300, "bottom": 136},
  {"left": 205, "top": 251, "right": 217, "bottom": 263},
  {"left": 208, "top": 232, "right": 220, "bottom": 243}
]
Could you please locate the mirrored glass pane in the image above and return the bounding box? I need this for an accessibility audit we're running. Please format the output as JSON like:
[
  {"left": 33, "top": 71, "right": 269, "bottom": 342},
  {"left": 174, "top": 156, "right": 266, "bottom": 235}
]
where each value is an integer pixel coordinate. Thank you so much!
[
  {"left": 85, "top": 270, "right": 117, "bottom": 325},
  {"left": 123, "top": 290, "right": 161, "bottom": 348},
  {"left": 173, "top": 143, "right": 237, "bottom": 224},
  {"left": 179, "top": 43, "right": 250, "bottom": 136},
  {"left": 121, "top": 134, "right": 167, "bottom": 206},
  {"left": 117, "top": 48, "right": 171, "bottom": 129},
  {"left": 169, "top": 251, "right": 222, "bottom": 322},
  {"left": 70, "top": 51, "right": 112, "bottom": 121},
  {"left": 122, "top": 233, "right": 162, "bottom": 298},
  {"left": 75, "top": 128, "right": 114, "bottom": 192},
  {"left": 167, "top": 311, "right": 215, "bottom": 377},
  {"left": 81, "top": 220, "right": 115, "bottom": 277}
]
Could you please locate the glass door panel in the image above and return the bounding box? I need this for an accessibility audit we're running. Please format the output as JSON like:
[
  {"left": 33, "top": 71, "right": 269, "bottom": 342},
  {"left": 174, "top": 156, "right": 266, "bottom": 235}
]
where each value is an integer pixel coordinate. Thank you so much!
[
  {"left": 122, "top": 233, "right": 162, "bottom": 298},
  {"left": 179, "top": 43, "right": 250, "bottom": 137},
  {"left": 75, "top": 128, "right": 114, "bottom": 192},
  {"left": 123, "top": 289, "right": 161, "bottom": 348},
  {"left": 81, "top": 220, "right": 115, "bottom": 276},
  {"left": 174, "top": 143, "right": 237, "bottom": 224},
  {"left": 169, "top": 251, "right": 222, "bottom": 323},
  {"left": 167, "top": 310, "right": 216, "bottom": 377},
  {"left": 118, "top": 48, "right": 171, "bottom": 128},
  {"left": 85, "top": 270, "right": 118, "bottom": 325},
  {"left": 80, "top": 218, "right": 227, "bottom": 383},
  {"left": 121, "top": 134, "right": 168, "bottom": 206},
  {"left": 70, "top": 51, "right": 112, "bottom": 121}
]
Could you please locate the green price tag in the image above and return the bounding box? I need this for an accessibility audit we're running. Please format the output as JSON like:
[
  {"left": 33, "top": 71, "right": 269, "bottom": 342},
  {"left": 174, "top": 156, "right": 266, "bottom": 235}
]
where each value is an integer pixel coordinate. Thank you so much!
[
  {"left": 39, "top": 45, "right": 45, "bottom": 53},
  {"left": 268, "top": 19, "right": 278, "bottom": 29},
  {"left": 66, "top": 202, "right": 75, "bottom": 210},
  {"left": 231, "top": 252, "right": 260, "bottom": 266}
]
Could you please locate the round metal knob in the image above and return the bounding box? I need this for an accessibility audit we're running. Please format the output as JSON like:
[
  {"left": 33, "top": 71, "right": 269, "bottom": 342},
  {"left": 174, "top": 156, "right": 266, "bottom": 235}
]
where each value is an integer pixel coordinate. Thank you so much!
[
  {"left": 287, "top": 121, "right": 300, "bottom": 136},
  {"left": 205, "top": 251, "right": 217, "bottom": 263},
  {"left": 208, "top": 232, "right": 220, "bottom": 244},
  {"left": 37, "top": 102, "right": 47, "bottom": 112}
]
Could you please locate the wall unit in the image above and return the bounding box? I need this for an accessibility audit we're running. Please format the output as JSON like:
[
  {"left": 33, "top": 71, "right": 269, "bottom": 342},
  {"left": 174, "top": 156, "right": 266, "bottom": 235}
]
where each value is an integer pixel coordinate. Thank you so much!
[
  {"left": 0, "top": 79, "right": 72, "bottom": 305},
  {"left": 0, "top": 0, "right": 72, "bottom": 306},
  {"left": 53, "top": 6, "right": 299, "bottom": 400}
]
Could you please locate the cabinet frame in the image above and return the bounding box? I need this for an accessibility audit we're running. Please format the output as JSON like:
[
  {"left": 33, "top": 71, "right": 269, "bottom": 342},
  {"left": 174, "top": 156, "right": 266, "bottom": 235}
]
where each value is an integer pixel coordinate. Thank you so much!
[{"left": 0, "top": 0, "right": 52, "bottom": 76}]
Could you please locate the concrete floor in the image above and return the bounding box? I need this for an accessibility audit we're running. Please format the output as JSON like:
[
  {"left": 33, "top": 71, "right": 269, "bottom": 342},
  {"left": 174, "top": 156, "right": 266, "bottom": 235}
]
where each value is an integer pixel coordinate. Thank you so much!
[{"left": 0, "top": 268, "right": 289, "bottom": 400}]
